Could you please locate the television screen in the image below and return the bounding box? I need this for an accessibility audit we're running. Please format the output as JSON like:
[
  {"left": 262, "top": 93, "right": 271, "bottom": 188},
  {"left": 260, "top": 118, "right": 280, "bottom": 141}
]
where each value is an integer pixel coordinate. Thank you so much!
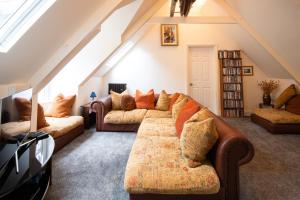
[{"left": 0, "top": 88, "right": 32, "bottom": 172}]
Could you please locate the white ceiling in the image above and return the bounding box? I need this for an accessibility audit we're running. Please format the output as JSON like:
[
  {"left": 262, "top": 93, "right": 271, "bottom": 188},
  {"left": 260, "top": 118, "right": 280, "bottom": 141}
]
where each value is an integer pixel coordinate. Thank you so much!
[
  {"left": 0, "top": 0, "right": 106, "bottom": 84},
  {"left": 226, "top": 0, "right": 300, "bottom": 81}
]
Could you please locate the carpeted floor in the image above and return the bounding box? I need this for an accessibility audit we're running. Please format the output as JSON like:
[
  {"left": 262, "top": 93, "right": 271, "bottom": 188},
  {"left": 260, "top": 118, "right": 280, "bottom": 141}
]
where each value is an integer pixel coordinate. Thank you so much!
[{"left": 45, "top": 118, "right": 300, "bottom": 200}]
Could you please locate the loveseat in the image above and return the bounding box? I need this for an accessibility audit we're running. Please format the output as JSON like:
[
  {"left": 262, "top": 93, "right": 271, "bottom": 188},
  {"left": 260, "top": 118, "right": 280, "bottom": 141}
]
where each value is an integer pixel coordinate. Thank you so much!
[
  {"left": 1, "top": 116, "right": 84, "bottom": 153},
  {"left": 92, "top": 94, "right": 254, "bottom": 200},
  {"left": 251, "top": 94, "right": 300, "bottom": 134}
]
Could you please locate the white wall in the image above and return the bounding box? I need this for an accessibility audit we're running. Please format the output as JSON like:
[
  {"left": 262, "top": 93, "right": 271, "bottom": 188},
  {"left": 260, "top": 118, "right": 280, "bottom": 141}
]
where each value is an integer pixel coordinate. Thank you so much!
[{"left": 102, "top": 23, "right": 299, "bottom": 115}]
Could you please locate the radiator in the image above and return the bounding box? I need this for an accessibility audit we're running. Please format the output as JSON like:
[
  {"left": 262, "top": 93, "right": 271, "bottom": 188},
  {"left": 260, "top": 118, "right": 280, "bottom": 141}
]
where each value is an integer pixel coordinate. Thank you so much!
[{"left": 108, "top": 83, "right": 127, "bottom": 94}]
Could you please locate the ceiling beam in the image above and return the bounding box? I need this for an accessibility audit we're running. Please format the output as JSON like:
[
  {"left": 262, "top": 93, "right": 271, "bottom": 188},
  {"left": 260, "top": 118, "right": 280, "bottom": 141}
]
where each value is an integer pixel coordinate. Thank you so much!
[
  {"left": 148, "top": 16, "right": 236, "bottom": 24},
  {"left": 170, "top": 0, "right": 178, "bottom": 17},
  {"left": 216, "top": 0, "right": 300, "bottom": 83}
]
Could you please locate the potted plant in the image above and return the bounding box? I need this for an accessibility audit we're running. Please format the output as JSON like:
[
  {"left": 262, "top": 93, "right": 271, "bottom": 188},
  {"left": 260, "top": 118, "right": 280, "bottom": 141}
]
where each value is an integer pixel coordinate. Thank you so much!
[{"left": 258, "top": 80, "right": 279, "bottom": 105}]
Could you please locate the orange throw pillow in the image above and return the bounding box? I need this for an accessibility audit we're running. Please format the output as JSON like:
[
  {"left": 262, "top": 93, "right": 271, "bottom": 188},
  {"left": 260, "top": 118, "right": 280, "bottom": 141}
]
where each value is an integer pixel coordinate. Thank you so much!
[
  {"left": 46, "top": 94, "right": 76, "bottom": 118},
  {"left": 175, "top": 99, "right": 200, "bottom": 138},
  {"left": 169, "top": 93, "right": 180, "bottom": 111},
  {"left": 135, "top": 89, "right": 155, "bottom": 109},
  {"left": 14, "top": 98, "right": 49, "bottom": 129}
]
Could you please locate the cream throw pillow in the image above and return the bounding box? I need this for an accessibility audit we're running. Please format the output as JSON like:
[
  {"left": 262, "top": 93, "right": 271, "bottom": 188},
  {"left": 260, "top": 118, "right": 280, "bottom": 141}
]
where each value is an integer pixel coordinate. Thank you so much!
[
  {"left": 172, "top": 97, "right": 188, "bottom": 120},
  {"left": 180, "top": 117, "right": 219, "bottom": 168},
  {"left": 155, "top": 90, "right": 170, "bottom": 111},
  {"left": 187, "top": 107, "right": 212, "bottom": 122},
  {"left": 274, "top": 84, "right": 297, "bottom": 109},
  {"left": 111, "top": 90, "right": 128, "bottom": 110}
]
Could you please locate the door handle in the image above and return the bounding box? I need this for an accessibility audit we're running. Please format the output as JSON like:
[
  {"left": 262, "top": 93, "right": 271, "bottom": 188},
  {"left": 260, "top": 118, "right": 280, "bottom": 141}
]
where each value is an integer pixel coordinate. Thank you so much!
[{"left": 189, "top": 83, "right": 193, "bottom": 86}]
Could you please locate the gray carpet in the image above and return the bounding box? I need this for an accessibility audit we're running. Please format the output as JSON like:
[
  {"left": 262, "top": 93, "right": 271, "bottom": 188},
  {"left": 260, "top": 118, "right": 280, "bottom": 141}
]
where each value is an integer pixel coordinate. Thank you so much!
[{"left": 46, "top": 118, "right": 300, "bottom": 200}]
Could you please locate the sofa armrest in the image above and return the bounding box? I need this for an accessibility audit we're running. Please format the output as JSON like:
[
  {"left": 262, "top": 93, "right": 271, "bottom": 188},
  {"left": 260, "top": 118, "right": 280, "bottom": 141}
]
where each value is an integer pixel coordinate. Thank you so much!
[
  {"left": 91, "top": 96, "right": 112, "bottom": 131},
  {"left": 211, "top": 116, "right": 254, "bottom": 200}
]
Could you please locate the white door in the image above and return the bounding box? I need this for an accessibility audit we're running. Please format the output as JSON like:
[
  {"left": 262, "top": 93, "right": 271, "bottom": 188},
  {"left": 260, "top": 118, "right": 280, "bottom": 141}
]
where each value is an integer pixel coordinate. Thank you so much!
[{"left": 188, "top": 47, "right": 217, "bottom": 113}]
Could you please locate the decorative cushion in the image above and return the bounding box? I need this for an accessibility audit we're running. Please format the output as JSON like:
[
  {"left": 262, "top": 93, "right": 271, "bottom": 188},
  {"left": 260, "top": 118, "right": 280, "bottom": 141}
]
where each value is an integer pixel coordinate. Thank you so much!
[
  {"left": 121, "top": 94, "right": 136, "bottom": 111},
  {"left": 111, "top": 90, "right": 128, "bottom": 110},
  {"left": 180, "top": 118, "right": 219, "bottom": 168},
  {"left": 137, "top": 118, "right": 176, "bottom": 137},
  {"left": 168, "top": 93, "right": 180, "bottom": 111},
  {"left": 155, "top": 90, "right": 170, "bottom": 111},
  {"left": 274, "top": 84, "right": 297, "bottom": 109},
  {"left": 14, "top": 98, "right": 49, "bottom": 129},
  {"left": 46, "top": 94, "right": 76, "bottom": 118},
  {"left": 286, "top": 95, "right": 300, "bottom": 115},
  {"left": 172, "top": 97, "right": 188, "bottom": 120},
  {"left": 135, "top": 89, "right": 155, "bottom": 109},
  {"left": 14, "top": 97, "right": 31, "bottom": 121},
  {"left": 175, "top": 100, "right": 200, "bottom": 138},
  {"left": 104, "top": 109, "right": 147, "bottom": 124},
  {"left": 187, "top": 107, "right": 212, "bottom": 122},
  {"left": 144, "top": 110, "right": 172, "bottom": 118},
  {"left": 254, "top": 108, "right": 300, "bottom": 124},
  {"left": 124, "top": 136, "right": 220, "bottom": 194}
]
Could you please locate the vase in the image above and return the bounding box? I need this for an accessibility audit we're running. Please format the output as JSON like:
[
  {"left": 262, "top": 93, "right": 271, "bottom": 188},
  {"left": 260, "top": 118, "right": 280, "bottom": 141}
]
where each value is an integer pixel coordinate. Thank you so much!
[{"left": 263, "top": 93, "right": 271, "bottom": 105}]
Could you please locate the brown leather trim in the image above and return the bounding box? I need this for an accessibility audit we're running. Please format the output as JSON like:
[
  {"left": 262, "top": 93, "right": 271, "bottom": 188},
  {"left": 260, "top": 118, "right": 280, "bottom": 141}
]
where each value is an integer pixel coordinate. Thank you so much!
[
  {"left": 130, "top": 191, "right": 224, "bottom": 200},
  {"left": 102, "top": 123, "right": 140, "bottom": 132},
  {"left": 251, "top": 114, "right": 300, "bottom": 134},
  {"left": 53, "top": 124, "right": 84, "bottom": 153}
]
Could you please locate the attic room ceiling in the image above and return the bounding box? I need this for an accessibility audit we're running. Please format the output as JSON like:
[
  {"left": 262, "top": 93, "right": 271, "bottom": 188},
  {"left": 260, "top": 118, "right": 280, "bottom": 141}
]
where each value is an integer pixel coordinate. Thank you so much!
[{"left": 0, "top": 0, "right": 106, "bottom": 84}]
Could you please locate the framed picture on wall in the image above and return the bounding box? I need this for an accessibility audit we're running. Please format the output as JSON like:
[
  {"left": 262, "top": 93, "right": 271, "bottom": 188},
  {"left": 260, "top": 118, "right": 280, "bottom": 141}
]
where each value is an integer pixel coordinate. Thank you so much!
[
  {"left": 242, "top": 66, "right": 254, "bottom": 76},
  {"left": 161, "top": 24, "right": 178, "bottom": 46}
]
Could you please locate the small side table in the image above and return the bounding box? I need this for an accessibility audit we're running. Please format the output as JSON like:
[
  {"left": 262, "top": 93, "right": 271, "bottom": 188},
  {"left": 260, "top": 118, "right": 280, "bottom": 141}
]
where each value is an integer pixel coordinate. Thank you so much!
[
  {"left": 80, "top": 103, "right": 96, "bottom": 129},
  {"left": 259, "top": 103, "right": 274, "bottom": 108}
]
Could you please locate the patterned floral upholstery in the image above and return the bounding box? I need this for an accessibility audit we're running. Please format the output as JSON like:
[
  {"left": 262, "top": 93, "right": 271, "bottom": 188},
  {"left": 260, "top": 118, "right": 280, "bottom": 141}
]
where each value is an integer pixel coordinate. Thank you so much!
[
  {"left": 124, "top": 136, "right": 220, "bottom": 194},
  {"left": 144, "top": 110, "right": 172, "bottom": 118},
  {"left": 104, "top": 109, "right": 147, "bottom": 124},
  {"left": 137, "top": 118, "right": 176, "bottom": 137},
  {"left": 254, "top": 108, "right": 300, "bottom": 124}
]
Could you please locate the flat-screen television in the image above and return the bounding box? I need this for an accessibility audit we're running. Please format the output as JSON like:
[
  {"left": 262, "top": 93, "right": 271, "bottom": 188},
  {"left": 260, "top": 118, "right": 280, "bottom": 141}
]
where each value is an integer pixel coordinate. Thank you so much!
[{"left": 0, "top": 88, "right": 32, "bottom": 173}]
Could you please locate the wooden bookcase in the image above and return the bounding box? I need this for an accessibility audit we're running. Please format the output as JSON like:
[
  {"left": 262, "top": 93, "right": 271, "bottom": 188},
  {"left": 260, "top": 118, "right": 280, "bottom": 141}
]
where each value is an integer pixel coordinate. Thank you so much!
[{"left": 218, "top": 50, "right": 244, "bottom": 118}]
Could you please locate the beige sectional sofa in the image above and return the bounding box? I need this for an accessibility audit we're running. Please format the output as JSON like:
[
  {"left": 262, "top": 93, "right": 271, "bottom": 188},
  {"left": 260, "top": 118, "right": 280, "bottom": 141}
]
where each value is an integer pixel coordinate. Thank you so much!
[{"left": 92, "top": 95, "right": 254, "bottom": 200}]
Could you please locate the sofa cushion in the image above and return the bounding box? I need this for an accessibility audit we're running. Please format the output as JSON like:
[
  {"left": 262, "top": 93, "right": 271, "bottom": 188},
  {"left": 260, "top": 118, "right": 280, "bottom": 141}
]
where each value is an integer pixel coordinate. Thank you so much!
[
  {"left": 138, "top": 118, "right": 176, "bottom": 137},
  {"left": 135, "top": 89, "right": 155, "bottom": 109},
  {"left": 46, "top": 94, "right": 76, "bottom": 117},
  {"left": 1, "top": 121, "right": 30, "bottom": 137},
  {"left": 144, "top": 110, "right": 172, "bottom": 118},
  {"left": 124, "top": 136, "right": 220, "bottom": 194},
  {"left": 111, "top": 90, "right": 128, "bottom": 110},
  {"left": 254, "top": 108, "right": 300, "bottom": 124},
  {"left": 104, "top": 109, "right": 147, "bottom": 124},
  {"left": 286, "top": 95, "right": 300, "bottom": 115},
  {"left": 175, "top": 100, "right": 200, "bottom": 138},
  {"left": 155, "top": 90, "right": 170, "bottom": 111},
  {"left": 121, "top": 94, "right": 136, "bottom": 111},
  {"left": 180, "top": 118, "right": 219, "bottom": 168},
  {"left": 187, "top": 107, "right": 212, "bottom": 122},
  {"left": 168, "top": 93, "right": 180, "bottom": 111},
  {"left": 274, "top": 84, "right": 297, "bottom": 109},
  {"left": 40, "top": 116, "right": 83, "bottom": 138},
  {"left": 14, "top": 98, "right": 49, "bottom": 129},
  {"left": 172, "top": 97, "right": 188, "bottom": 121}
]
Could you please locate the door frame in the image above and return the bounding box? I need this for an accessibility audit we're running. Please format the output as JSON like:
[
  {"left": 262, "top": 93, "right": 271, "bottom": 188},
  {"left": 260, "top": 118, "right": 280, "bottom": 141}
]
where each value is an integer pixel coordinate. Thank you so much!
[{"left": 185, "top": 44, "right": 221, "bottom": 115}]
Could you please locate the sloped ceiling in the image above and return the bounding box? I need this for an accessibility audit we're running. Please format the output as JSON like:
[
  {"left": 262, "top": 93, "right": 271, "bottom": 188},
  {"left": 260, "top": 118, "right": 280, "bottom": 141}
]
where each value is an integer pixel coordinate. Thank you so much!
[
  {"left": 225, "top": 0, "right": 300, "bottom": 81},
  {"left": 0, "top": 0, "right": 107, "bottom": 84}
]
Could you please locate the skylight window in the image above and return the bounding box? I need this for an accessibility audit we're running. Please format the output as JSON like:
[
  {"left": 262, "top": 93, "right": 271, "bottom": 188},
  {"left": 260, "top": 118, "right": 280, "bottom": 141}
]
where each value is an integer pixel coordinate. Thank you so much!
[{"left": 0, "top": 0, "right": 56, "bottom": 53}]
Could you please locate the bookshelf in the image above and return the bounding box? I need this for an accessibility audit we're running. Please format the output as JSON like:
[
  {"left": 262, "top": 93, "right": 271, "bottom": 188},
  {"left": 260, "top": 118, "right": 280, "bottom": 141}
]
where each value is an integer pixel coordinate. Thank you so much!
[{"left": 218, "top": 50, "right": 244, "bottom": 118}]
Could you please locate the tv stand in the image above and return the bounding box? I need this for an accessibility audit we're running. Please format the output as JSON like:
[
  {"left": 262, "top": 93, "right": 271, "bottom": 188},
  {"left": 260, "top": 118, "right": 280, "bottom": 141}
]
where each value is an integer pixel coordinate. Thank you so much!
[{"left": 0, "top": 135, "right": 54, "bottom": 200}]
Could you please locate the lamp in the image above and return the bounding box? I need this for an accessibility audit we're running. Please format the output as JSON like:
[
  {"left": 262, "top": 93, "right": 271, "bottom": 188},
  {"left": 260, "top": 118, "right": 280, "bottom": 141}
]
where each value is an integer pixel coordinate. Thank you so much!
[{"left": 90, "top": 92, "right": 97, "bottom": 101}]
